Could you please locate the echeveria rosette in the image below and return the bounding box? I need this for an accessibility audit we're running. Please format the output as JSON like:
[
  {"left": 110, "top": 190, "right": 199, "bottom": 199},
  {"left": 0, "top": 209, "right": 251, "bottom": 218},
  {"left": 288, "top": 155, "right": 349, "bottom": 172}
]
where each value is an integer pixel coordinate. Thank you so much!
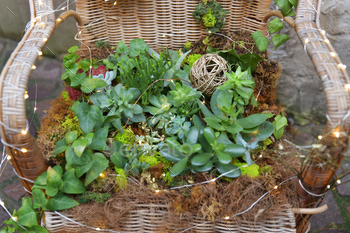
[
  {"left": 92, "top": 70, "right": 117, "bottom": 91},
  {"left": 165, "top": 116, "right": 191, "bottom": 141},
  {"left": 169, "top": 82, "right": 202, "bottom": 107},
  {"left": 217, "top": 67, "right": 255, "bottom": 107}
]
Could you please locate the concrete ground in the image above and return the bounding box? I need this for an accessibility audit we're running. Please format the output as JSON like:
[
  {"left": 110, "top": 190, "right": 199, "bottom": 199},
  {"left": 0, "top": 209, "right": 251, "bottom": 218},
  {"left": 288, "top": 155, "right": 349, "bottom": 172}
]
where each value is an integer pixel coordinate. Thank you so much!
[{"left": 0, "top": 37, "right": 349, "bottom": 232}]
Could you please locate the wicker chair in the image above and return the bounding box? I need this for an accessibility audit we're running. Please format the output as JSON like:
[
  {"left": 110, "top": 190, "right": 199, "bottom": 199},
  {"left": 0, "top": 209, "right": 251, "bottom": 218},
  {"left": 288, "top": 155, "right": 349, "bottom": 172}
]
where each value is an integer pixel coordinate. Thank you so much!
[{"left": 0, "top": 0, "right": 349, "bottom": 232}]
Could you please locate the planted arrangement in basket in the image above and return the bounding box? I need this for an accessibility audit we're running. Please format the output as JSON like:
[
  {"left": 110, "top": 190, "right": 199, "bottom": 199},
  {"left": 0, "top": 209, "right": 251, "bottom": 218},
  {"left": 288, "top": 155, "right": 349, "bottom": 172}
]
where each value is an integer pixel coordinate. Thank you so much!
[{"left": 1, "top": 1, "right": 301, "bottom": 232}]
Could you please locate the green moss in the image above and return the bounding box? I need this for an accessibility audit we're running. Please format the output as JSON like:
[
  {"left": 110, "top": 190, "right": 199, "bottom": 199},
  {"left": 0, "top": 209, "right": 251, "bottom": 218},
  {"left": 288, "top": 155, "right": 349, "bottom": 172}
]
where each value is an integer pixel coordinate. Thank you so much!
[
  {"left": 78, "top": 191, "right": 111, "bottom": 204},
  {"left": 138, "top": 154, "right": 161, "bottom": 167},
  {"left": 259, "top": 166, "right": 272, "bottom": 173},
  {"left": 62, "top": 91, "right": 70, "bottom": 101},
  {"left": 202, "top": 9, "right": 216, "bottom": 28},
  {"left": 233, "top": 159, "right": 260, "bottom": 178},
  {"left": 115, "top": 167, "right": 128, "bottom": 189},
  {"left": 184, "top": 41, "right": 193, "bottom": 50},
  {"left": 61, "top": 116, "right": 82, "bottom": 135},
  {"left": 154, "top": 152, "right": 172, "bottom": 170},
  {"left": 115, "top": 128, "right": 135, "bottom": 146},
  {"left": 163, "top": 172, "right": 174, "bottom": 186},
  {"left": 188, "top": 54, "right": 203, "bottom": 67}
]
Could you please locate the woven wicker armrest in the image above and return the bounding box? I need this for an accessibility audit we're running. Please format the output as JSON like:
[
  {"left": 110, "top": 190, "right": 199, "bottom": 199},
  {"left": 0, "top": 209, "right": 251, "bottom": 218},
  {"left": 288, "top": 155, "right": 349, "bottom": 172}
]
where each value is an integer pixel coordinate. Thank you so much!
[{"left": 0, "top": 0, "right": 82, "bottom": 192}]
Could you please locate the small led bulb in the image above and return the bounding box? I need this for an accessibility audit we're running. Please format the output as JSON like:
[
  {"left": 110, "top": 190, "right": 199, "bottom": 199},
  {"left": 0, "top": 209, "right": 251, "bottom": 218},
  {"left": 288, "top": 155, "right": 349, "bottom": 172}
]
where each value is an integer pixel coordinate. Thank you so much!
[
  {"left": 31, "top": 65, "right": 36, "bottom": 69},
  {"left": 34, "top": 107, "right": 37, "bottom": 111},
  {"left": 90, "top": 65, "right": 93, "bottom": 69},
  {"left": 210, "top": 179, "right": 216, "bottom": 183},
  {"left": 304, "top": 38, "right": 309, "bottom": 44},
  {"left": 337, "top": 179, "right": 341, "bottom": 184},
  {"left": 56, "top": 18, "right": 62, "bottom": 22},
  {"left": 155, "top": 190, "right": 160, "bottom": 193},
  {"left": 320, "top": 30, "right": 326, "bottom": 35},
  {"left": 274, "top": 186, "right": 278, "bottom": 190},
  {"left": 225, "top": 216, "right": 230, "bottom": 220},
  {"left": 24, "top": 91, "right": 29, "bottom": 99},
  {"left": 330, "top": 52, "right": 336, "bottom": 57},
  {"left": 327, "top": 185, "right": 331, "bottom": 189},
  {"left": 259, "top": 154, "right": 263, "bottom": 158},
  {"left": 21, "top": 148, "right": 27, "bottom": 153},
  {"left": 334, "top": 132, "right": 340, "bottom": 138},
  {"left": 38, "top": 51, "right": 43, "bottom": 56},
  {"left": 324, "top": 39, "right": 329, "bottom": 44},
  {"left": 21, "top": 129, "right": 27, "bottom": 135},
  {"left": 338, "top": 63, "right": 347, "bottom": 70},
  {"left": 114, "top": 1, "right": 117, "bottom": 5},
  {"left": 7, "top": 155, "right": 11, "bottom": 160},
  {"left": 345, "top": 84, "right": 350, "bottom": 90},
  {"left": 43, "top": 38, "right": 48, "bottom": 42},
  {"left": 318, "top": 135, "right": 322, "bottom": 140},
  {"left": 0, "top": 200, "right": 4, "bottom": 206}
]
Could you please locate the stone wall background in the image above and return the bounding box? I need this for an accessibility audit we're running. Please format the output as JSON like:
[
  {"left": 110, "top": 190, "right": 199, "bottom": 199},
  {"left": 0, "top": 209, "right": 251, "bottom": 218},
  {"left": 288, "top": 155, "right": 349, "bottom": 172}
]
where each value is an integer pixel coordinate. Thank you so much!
[{"left": 0, "top": 0, "right": 349, "bottom": 131}]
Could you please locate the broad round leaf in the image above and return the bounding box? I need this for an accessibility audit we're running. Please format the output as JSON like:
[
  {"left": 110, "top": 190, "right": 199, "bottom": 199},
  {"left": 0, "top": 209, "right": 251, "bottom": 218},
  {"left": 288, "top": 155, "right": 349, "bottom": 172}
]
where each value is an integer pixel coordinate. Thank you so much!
[
  {"left": 224, "top": 144, "right": 246, "bottom": 158},
  {"left": 191, "top": 160, "right": 213, "bottom": 172},
  {"left": 46, "top": 167, "right": 63, "bottom": 197},
  {"left": 169, "top": 158, "right": 188, "bottom": 177},
  {"left": 191, "top": 153, "right": 212, "bottom": 166},
  {"left": 203, "top": 127, "right": 216, "bottom": 144},
  {"left": 214, "top": 162, "right": 241, "bottom": 178},
  {"left": 237, "top": 114, "right": 268, "bottom": 129},
  {"left": 216, "top": 151, "right": 232, "bottom": 164}
]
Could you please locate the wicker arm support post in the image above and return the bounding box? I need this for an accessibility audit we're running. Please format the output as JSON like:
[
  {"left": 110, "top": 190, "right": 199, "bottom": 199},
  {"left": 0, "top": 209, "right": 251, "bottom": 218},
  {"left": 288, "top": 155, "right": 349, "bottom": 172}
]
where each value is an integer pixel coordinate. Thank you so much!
[
  {"left": 0, "top": 0, "right": 82, "bottom": 192},
  {"left": 294, "top": 0, "right": 350, "bottom": 232}
]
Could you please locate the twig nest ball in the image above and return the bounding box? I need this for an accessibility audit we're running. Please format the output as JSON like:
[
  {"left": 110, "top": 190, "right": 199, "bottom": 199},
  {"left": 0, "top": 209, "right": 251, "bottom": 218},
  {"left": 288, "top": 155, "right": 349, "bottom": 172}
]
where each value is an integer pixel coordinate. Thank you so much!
[{"left": 190, "top": 54, "right": 229, "bottom": 95}]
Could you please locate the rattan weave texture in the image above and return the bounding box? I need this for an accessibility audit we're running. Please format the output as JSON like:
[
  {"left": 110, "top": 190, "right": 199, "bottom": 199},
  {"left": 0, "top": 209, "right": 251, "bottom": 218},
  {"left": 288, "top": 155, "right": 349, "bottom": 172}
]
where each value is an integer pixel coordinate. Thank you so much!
[{"left": 44, "top": 204, "right": 296, "bottom": 233}]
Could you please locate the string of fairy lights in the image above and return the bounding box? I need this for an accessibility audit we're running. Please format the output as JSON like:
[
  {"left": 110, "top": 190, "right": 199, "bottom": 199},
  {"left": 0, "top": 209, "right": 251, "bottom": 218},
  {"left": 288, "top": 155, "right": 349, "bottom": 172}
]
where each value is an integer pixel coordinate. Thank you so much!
[{"left": 0, "top": 0, "right": 349, "bottom": 232}]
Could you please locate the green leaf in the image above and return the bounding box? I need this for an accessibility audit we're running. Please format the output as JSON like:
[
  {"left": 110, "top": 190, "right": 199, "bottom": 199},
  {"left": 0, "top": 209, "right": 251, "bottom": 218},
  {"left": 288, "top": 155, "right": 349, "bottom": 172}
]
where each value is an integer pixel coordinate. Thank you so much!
[
  {"left": 274, "top": 115, "right": 288, "bottom": 131},
  {"left": 217, "top": 90, "right": 232, "bottom": 109},
  {"left": 216, "top": 151, "right": 232, "bottom": 164},
  {"left": 224, "top": 144, "right": 246, "bottom": 158},
  {"left": 34, "top": 171, "right": 47, "bottom": 186},
  {"left": 79, "top": 58, "right": 91, "bottom": 72},
  {"left": 237, "top": 114, "right": 268, "bottom": 129},
  {"left": 85, "top": 153, "right": 109, "bottom": 186},
  {"left": 244, "top": 121, "right": 275, "bottom": 141},
  {"left": 239, "top": 53, "right": 263, "bottom": 71},
  {"left": 273, "top": 127, "right": 284, "bottom": 140},
  {"left": 53, "top": 165, "right": 63, "bottom": 177},
  {"left": 15, "top": 198, "right": 37, "bottom": 227},
  {"left": 226, "top": 124, "right": 243, "bottom": 135},
  {"left": 289, "top": 0, "right": 298, "bottom": 8},
  {"left": 116, "top": 41, "right": 128, "bottom": 54},
  {"left": 275, "top": 0, "right": 296, "bottom": 16},
  {"left": 47, "top": 192, "right": 79, "bottom": 211},
  {"left": 68, "top": 46, "right": 79, "bottom": 53},
  {"left": 52, "top": 139, "right": 67, "bottom": 157},
  {"left": 32, "top": 189, "right": 47, "bottom": 210},
  {"left": 169, "top": 158, "right": 188, "bottom": 177},
  {"left": 268, "top": 17, "right": 284, "bottom": 33},
  {"left": 191, "top": 153, "right": 212, "bottom": 166},
  {"left": 110, "top": 141, "right": 128, "bottom": 168},
  {"left": 84, "top": 133, "right": 94, "bottom": 146},
  {"left": 252, "top": 31, "right": 269, "bottom": 52},
  {"left": 88, "top": 127, "right": 109, "bottom": 151},
  {"left": 81, "top": 78, "right": 107, "bottom": 93},
  {"left": 46, "top": 167, "right": 63, "bottom": 197},
  {"left": 166, "top": 138, "right": 182, "bottom": 151},
  {"left": 160, "top": 147, "right": 185, "bottom": 162},
  {"left": 210, "top": 90, "right": 224, "bottom": 117},
  {"left": 69, "top": 73, "right": 86, "bottom": 88},
  {"left": 129, "top": 38, "right": 149, "bottom": 57},
  {"left": 205, "top": 118, "right": 225, "bottom": 131},
  {"left": 191, "top": 160, "right": 213, "bottom": 172},
  {"left": 272, "top": 34, "right": 290, "bottom": 49},
  {"left": 65, "top": 131, "right": 78, "bottom": 144},
  {"left": 214, "top": 162, "right": 241, "bottom": 178},
  {"left": 186, "top": 127, "right": 199, "bottom": 145},
  {"left": 203, "top": 127, "right": 217, "bottom": 143},
  {"left": 197, "top": 100, "right": 215, "bottom": 118},
  {"left": 193, "top": 114, "right": 206, "bottom": 130},
  {"left": 62, "top": 170, "right": 87, "bottom": 194},
  {"left": 71, "top": 102, "right": 104, "bottom": 134}
]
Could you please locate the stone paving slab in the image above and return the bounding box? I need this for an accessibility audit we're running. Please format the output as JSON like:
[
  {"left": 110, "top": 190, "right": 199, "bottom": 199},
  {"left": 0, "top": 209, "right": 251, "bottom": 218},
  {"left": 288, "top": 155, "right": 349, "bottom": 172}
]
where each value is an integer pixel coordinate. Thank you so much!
[{"left": 310, "top": 191, "right": 344, "bottom": 230}]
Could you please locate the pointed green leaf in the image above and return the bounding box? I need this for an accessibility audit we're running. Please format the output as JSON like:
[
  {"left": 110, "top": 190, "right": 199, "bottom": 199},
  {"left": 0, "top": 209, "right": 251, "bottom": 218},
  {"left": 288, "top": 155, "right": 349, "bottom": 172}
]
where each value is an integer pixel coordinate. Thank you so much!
[
  {"left": 15, "top": 198, "right": 37, "bottom": 227},
  {"left": 72, "top": 139, "right": 88, "bottom": 157},
  {"left": 85, "top": 153, "right": 109, "bottom": 186},
  {"left": 205, "top": 118, "right": 225, "bottom": 131},
  {"left": 81, "top": 78, "right": 107, "bottom": 93},
  {"left": 186, "top": 127, "right": 199, "bottom": 145},
  {"left": 210, "top": 90, "right": 224, "bottom": 117},
  {"left": 62, "top": 170, "right": 87, "bottom": 194},
  {"left": 53, "top": 139, "right": 67, "bottom": 157},
  {"left": 34, "top": 171, "right": 47, "bottom": 186},
  {"left": 71, "top": 102, "right": 104, "bottom": 134},
  {"left": 46, "top": 167, "right": 63, "bottom": 197},
  {"left": 88, "top": 127, "right": 109, "bottom": 151},
  {"left": 47, "top": 192, "right": 79, "bottom": 211},
  {"left": 272, "top": 34, "right": 290, "bottom": 49},
  {"left": 32, "top": 189, "right": 47, "bottom": 210},
  {"left": 268, "top": 17, "right": 284, "bottom": 33},
  {"left": 203, "top": 127, "right": 217, "bottom": 143},
  {"left": 252, "top": 31, "right": 269, "bottom": 52}
]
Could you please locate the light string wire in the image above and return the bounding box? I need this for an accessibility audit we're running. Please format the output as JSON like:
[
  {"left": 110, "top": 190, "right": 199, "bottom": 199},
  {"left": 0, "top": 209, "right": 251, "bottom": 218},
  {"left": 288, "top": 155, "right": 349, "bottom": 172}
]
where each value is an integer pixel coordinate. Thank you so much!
[{"left": 0, "top": 0, "right": 348, "bottom": 231}]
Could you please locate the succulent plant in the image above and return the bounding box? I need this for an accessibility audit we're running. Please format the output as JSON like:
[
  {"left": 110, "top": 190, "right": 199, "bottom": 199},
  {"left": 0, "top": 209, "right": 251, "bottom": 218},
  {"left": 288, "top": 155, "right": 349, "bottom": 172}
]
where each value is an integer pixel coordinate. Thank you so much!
[{"left": 92, "top": 70, "right": 116, "bottom": 91}]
